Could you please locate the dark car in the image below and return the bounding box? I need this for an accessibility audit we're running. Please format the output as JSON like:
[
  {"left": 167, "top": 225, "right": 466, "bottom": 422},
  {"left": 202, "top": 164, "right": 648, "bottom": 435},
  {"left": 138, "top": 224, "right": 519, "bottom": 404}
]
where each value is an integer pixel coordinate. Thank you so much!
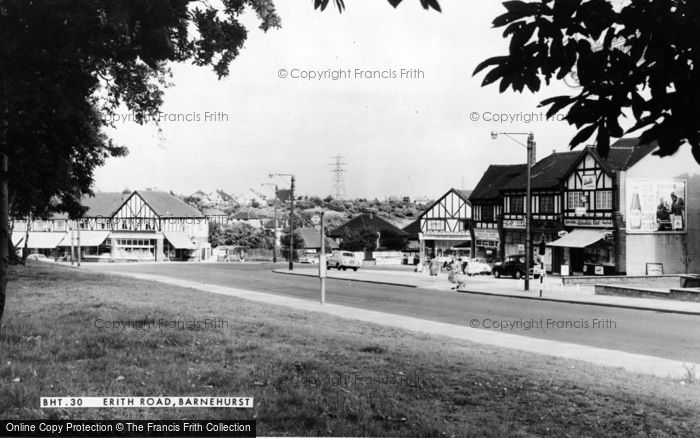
[{"left": 492, "top": 255, "right": 542, "bottom": 279}]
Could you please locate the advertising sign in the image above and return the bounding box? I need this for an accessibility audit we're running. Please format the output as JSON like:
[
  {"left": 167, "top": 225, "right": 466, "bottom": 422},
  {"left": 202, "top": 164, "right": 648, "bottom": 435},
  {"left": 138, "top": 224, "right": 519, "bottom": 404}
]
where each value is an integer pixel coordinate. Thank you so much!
[
  {"left": 626, "top": 179, "right": 686, "bottom": 233},
  {"left": 581, "top": 174, "right": 596, "bottom": 190}
]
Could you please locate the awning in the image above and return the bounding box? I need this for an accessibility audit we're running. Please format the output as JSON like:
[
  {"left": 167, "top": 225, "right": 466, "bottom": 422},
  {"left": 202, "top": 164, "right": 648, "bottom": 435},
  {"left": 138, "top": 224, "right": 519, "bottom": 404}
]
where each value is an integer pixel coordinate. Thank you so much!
[
  {"left": 58, "top": 231, "right": 110, "bottom": 247},
  {"left": 163, "top": 232, "right": 195, "bottom": 249},
  {"left": 547, "top": 229, "right": 608, "bottom": 248},
  {"left": 11, "top": 232, "right": 66, "bottom": 249}
]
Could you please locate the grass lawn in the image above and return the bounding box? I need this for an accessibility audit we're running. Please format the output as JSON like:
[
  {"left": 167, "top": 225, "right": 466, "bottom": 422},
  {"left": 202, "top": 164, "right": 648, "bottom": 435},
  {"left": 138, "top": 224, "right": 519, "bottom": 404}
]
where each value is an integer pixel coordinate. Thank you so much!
[{"left": 1, "top": 262, "right": 699, "bottom": 437}]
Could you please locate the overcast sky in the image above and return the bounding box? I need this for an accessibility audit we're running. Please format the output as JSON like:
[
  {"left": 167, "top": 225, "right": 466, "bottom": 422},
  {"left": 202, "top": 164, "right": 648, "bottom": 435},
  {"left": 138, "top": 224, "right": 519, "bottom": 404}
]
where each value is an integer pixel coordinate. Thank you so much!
[{"left": 94, "top": 1, "right": 581, "bottom": 200}]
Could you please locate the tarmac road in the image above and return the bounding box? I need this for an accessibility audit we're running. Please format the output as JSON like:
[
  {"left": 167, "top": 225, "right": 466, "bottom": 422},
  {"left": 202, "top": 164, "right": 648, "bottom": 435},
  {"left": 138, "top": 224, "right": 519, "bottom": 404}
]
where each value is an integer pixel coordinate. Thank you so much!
[{"left": 88, "top": 262, "right": 700, "bottom": 363}]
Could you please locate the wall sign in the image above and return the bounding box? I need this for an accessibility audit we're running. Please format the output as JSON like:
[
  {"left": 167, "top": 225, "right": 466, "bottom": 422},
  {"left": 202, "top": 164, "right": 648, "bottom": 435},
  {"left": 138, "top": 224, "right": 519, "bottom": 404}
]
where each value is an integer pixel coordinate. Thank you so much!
[
  {"left": 502, "top": 219, "right": 526, "bottom": 229},
  {"left": 564, "top": 218, "right": 613, "bottom": 227}
]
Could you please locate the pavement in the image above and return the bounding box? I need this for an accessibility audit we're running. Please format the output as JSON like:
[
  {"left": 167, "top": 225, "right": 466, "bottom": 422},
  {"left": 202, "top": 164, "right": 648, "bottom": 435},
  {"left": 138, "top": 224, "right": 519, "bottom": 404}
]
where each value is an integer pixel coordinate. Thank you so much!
[
  {"left": 274, "top": 267, "right": 700, "bottom": 315},
  {"left": 97, "top": 267, "right": 700, "bottom": 381}
]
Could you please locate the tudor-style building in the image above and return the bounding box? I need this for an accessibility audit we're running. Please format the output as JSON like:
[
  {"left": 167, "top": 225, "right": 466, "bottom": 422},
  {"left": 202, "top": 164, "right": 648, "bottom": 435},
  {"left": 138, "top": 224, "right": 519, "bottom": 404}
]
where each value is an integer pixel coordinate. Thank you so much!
[
  {"left": 547, "top": 142, "right": 657, "bottom": 275},
  {"left": 548, "top": 138, "right": 700, "bottom": 276},
  {"left": 417, "top": 188, "right": 472, "bottom": 262},
  {"left": 500, "top": 151, "right": 582, "bottom": 270},
  {"left": 13, "top": 190, "right": 211, "bottom": 262},
  {"left": 469, "top": 164, "right": 526, "bottom": 263}
]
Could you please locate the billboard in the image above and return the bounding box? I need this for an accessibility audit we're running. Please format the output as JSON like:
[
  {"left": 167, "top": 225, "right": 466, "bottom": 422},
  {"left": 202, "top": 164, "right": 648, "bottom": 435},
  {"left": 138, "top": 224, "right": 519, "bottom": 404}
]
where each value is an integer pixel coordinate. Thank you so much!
[{"left": 626, "top": 179, "right": 686, "bottom": 233}]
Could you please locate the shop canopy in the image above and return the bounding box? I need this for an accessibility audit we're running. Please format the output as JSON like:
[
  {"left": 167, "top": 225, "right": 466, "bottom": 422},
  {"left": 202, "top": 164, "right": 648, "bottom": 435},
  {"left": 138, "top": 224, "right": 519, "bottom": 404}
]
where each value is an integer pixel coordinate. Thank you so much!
[
  {"left": 58, "top": 231, "right": 110, "bottom": 247},
  {"left": 12, "top": 232, "right": 66, "bottom": 249},
  {"left": 547, "top": 229, "right": 609, "bottom": 248},
  {"left": 163, "top": 232, "right": 195, "bottom": 249}
]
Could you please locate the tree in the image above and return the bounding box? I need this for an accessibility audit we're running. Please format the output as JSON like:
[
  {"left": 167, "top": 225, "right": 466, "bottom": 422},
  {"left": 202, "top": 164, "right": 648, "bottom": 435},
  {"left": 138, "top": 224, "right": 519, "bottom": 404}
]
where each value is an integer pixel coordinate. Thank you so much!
[
  {"left": 314, "top": 0, "right": 441, "bottom": 13},
  {"left": 340, "top": 229, "right": 380, "bottom": 252},
  {"left": 474, "top": 0, "right": 700, "bottom": 162},
  {"left": 0, "top": 0, "right": 280, "bottom": 325},
  {"left": 279, "top": 232, "right": 304, "bottom": 262}
]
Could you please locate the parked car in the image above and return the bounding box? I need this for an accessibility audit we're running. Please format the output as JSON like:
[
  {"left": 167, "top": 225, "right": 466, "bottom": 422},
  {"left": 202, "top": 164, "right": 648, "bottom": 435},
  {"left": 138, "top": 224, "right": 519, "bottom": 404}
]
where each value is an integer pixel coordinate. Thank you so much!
[
  {"left": 326, "top": 251, "right": 359, "bottom": 271},
  {"left": 492, "top": 255, "right": 541, "bottom": 279},
  {"left": 462, "top": 257, "right": 492, "bottom": 276},
  {"left": 26, "top": 253, "right": 47, "bottom": 261},
  {"left": 299, "top": 254, "right": 319, "bottom": 264}
]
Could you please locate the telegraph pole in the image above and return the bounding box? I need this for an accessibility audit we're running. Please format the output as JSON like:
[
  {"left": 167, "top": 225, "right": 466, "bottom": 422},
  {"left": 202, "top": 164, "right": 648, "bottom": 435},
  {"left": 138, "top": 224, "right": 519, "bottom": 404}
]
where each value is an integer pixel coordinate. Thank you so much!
[{"left": 289, "top": 176, "right": 295, "bottom": 271}]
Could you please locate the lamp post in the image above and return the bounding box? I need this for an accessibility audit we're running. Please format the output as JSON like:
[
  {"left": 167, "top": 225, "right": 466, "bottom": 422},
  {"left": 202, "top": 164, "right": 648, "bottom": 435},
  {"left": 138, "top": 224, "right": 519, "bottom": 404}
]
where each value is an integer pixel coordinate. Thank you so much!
[
  {"left": 491, "top": 131, "right": 535, "bottom": 291},
  {"left": 269, "top": 173, "right": 295, "bottom": 270},
  {"left": 261, "top": 183, "right": 279, "bottom": 263}
]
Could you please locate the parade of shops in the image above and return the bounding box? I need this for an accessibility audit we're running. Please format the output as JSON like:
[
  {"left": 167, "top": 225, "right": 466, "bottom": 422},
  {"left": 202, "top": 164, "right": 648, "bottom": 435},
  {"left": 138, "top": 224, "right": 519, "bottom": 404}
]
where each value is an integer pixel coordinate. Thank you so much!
[
  {"left": 412, "top": 137, "right": 700, "bottom": 276},
  {"left": 12, "top": 190, "right": 211, "bottom": 262}
]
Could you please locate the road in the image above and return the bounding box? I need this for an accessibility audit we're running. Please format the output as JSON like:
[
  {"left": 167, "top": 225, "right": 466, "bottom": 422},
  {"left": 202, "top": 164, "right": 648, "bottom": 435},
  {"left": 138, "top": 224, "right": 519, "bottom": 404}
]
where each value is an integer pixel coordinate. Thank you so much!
[{"left": 89, "top": 262, "right": 700, "bottom": 363}]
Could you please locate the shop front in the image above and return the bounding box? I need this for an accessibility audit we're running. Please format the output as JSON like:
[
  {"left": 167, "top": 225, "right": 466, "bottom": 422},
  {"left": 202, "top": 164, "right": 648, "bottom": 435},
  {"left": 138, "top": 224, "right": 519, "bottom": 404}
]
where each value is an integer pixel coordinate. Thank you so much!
[
  {"left": 547, "top": 229, "right": 615, "bottom": 276},
  {"left": 473, "top": 228, "right": 500, "bottom": 263}
]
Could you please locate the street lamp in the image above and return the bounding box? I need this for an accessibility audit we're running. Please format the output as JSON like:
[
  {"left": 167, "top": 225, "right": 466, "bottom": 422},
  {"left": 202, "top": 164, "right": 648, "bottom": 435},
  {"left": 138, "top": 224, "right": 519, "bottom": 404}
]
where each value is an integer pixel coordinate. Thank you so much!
[
  {"left": 269, "top": 173, "right": 295, "bottom": 270},
  {"left": 261, "top": 183, "right": 278, "bottom": 263},
  {"left": 491, "top": 131, "right": 535, "bottom": 291}
]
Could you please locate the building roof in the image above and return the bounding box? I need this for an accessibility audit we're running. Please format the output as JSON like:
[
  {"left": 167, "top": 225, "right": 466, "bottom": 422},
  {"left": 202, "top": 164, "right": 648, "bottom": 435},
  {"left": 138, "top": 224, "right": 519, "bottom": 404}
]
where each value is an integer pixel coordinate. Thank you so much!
[
  {"left": 502, "top": 151, "right": 582, "bottom": 191},
  {"left": 81, "top": 192, "right": 128, "bottom": 217},
  {"left": 136, "top": 190, "right": 204, "bottom": 218},
  {"left": 295, "top": 227, "right": 338, "bottom": 249},
  {"left": 328, "top": 212, "right": 407, "bottom": 238},
  {"left": 469, "top": 164, "right": 527, "bottom": 201},
  {"left": 585, "top": 138, "right": 658, "bottom": 173},
  {"left": 402, "top": 218, "right": 421, "bottom": 238},
  {"left": 201, "top": 207, "right": 227, "bottom": 217}
]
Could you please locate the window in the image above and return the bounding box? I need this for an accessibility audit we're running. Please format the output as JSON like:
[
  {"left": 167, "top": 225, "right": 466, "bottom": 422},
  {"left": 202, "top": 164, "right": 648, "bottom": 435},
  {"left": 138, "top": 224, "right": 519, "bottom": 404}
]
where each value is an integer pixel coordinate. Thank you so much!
[
  {"left": 510, "top": 196, "right": 524, "bottom": 213},
  {"left": 567, "top": 191, "right": 588, "bottom": 210},
  {"left": 540, "top": 196, "right": 555, "bottom": 214},
  {"left": 426, "top": 220, "right": 445, "bottom": 231},
  {"left": 481, "top": 205, "right": 494, "bottom": 222},
  {"left": 595, "top": 190, "right": 612, "bottom": 210}
]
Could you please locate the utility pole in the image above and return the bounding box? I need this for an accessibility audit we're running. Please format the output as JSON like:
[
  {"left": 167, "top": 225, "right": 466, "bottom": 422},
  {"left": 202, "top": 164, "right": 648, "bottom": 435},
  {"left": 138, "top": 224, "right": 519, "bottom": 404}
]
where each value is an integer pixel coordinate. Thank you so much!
[
  {"left": 491, "top": 131, "right": 536, "bottom": 291},
  {"left": 261, "top": 183, "right": 279, "bottom": 263},
  {"left": 76, "top": 220, "right": 81, "bottom": 267},
  {"left": 329, "top": 155, "right": 347, "bottom": 200},
  {"left": 289, "top": 176, "right": 295, "bottom": 271},
  {"left": 525, "top": 133, "right": 534, "bottom": 292},
  {"left": 269, "top": 173, "right": 295, "bottom": 270}
]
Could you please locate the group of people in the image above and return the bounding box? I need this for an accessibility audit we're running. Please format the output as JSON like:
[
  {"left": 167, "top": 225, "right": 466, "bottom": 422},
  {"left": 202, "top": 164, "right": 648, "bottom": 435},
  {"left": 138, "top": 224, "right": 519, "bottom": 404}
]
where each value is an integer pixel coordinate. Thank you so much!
[
  {"left": 416, "top": 256, "right": 468, "bottom": 289},
  {"left": 657, "top": 192, "right": 685, "bottom": 231}
]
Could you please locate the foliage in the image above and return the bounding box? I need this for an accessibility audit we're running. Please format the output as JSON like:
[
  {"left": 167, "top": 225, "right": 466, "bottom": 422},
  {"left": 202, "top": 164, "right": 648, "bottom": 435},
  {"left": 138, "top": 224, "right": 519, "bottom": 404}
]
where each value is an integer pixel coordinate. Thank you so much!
[
  {"left": 379, "top": 229, "right": 406, "bottom": 251},
  {"left": 474, "top": 0, "right": 700, "bottom": 162},
  {"left": 340, "top": 229, "right": 379, "bottom": 252},
  {"left": 210, "top": 222, "right": 271, "bottom": 249},
  {"left": 314, "top": 0, "right": 441, "bottom": 13},
  {"left": 279, "top": 231, "right": 304, "bottom": 261},
  {"left": 0, "top": 0, "right": 280, "bottom": 219}
]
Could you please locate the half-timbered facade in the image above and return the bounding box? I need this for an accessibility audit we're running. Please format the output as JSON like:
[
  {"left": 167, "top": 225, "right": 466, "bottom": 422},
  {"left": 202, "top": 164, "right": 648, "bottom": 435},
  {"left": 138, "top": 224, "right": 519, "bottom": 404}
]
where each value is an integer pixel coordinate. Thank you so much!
[
  {"left": 417, "top": 188, "right": 472, "bottom": 261},
  {"left": 12, "top": 190, "right": 211, "bottom": 262},
  {"left": 550, "top": 147, "right": 618, "bottom": 275},
  {"left": 469, "top": 164, "right": 526, "bottom": 262},
  {"left": 500, "top": 151, "right": 582, "bottom": 270}
]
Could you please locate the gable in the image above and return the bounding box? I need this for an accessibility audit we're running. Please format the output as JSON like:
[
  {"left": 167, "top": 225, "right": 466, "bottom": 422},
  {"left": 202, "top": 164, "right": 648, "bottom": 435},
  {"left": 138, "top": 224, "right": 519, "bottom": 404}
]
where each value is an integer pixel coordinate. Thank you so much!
[
  {"left": 421, "top": 189, "right": 471, "bottom": 221},
  {"left": 565, "top": 151, "right": 614, "bottom": 191},
  {"left": 113, "top": 192, "right": 158, "bottom": 220}
]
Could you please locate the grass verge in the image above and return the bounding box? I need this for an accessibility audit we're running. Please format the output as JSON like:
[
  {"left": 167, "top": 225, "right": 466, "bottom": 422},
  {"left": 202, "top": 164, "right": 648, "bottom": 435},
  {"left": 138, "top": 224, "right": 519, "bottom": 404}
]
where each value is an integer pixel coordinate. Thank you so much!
[{"left": 1, "top": 262, "right": 699, "bottom": 437}]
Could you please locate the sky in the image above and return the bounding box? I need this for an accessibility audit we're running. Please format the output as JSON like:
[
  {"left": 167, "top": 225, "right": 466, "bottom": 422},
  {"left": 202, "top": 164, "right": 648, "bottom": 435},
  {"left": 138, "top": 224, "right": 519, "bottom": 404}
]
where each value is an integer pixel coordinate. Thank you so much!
[{"left": 93, "top": 1, "right": 582, "bottom": 200}]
